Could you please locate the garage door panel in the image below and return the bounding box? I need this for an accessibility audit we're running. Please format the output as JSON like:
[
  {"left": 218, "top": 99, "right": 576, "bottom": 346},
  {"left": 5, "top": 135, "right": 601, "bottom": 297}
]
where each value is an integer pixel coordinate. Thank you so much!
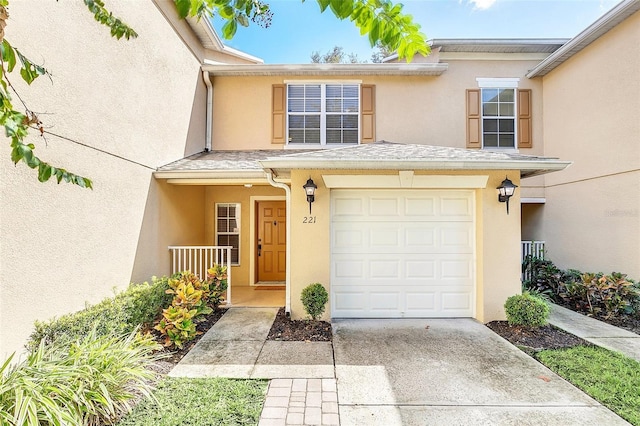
[
  {"left": 333, "top": 197, "right": 365, "bottom": 216},
  {"left": 369, "top": 197, "right": 400, "bottom": 216},
  {"left": 442, "top": 292, "right": 473, "bottom": 312},
  {"left": 405, "top": 197, "right": 437, "bottom": 216},
  {"left": 331, "top": 189, "right": 475, "bottom": 318},
  {"left": 370, "top": 292, "right": 400, "bottom": 311},
  {"left": 441, "top": 196, "right": 474, "bottom": 217}
]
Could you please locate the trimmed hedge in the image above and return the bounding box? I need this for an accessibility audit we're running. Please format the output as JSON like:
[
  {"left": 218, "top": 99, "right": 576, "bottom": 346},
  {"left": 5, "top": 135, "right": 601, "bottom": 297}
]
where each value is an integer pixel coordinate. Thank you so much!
[
  {"left": 505, "top": 292, "right": 550, "bottom": 327},
  {"left": 27, "top": 276, "right": 172, "bottom": 351}
]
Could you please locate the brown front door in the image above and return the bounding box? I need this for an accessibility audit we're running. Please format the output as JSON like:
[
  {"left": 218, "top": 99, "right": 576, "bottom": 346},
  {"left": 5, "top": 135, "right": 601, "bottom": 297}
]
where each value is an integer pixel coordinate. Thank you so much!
[{"left": 257, "top": 201, "right": 286, "bottom": 282}]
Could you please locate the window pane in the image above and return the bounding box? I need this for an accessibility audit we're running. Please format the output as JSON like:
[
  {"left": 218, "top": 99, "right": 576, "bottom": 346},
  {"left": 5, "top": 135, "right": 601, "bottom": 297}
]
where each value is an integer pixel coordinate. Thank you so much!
[
  {"left": 484, "top": 134, "right": 498, "bottom": 147},
  {"left": 289, "top": 129, "right": 304, "bottom": 143},
  {"left": 305, "top": 98, "right": 321, "bottom": 112},
  {"left": 289, "top": 115, "right": 304, "bottom": 128},
  {"left": 343, "top": 115, "right": 358, "bottom": 129},
  {"left": 343, "top": 99, "right": 359, "bottom": 113},
  {"left": 326, "top": 84, "right": 342, "bottom": 98},
  {"left": 326, "top": 115, "right": 342, "bottom": 128},
  {"left": 288, "top": 99, "right": 304, "bottom": 112},
  {"left": 305, "top": 129, "right": 320, "bottom": 143},
  {"left": 499, "top": 119, "right": 514, "bottom": 132},
  {"left": 499, "top": 134, "right": 515, "bottom": 148},
  {"left": 305, "top": 84, "right": 321, "bottom": 97},
  {"left": 288, "top": 85, "right": 304, "bottom": 98},
  {"left": 343, "top": 129, "right": 358, "bottom": 143},
  {"left": 326, "top": 129, "right": 342, "bottom": 144},
  {"left": 483, "top": 119, "right": 498, "bottom": 132},
  {"left": 343, "top": 85, "right": 359, "bottom": 98},
  {"left": 499, "top": 89, "right": 514, "bottom": 102},
  {"left": 499, "top": 103, "right": 514, "bottom": 116},
  {"left": 305, "top": 115, "right": 320, "bottom": 128},
  {"left": 326, "top": 99, "right": 342, "bottom": 112},
  {"left": 483, "top": 103, "right": 498, "bottom": 116},
  {"left": 217, "top": 218, "right": 228, "bottom": 232},
  {"left": 217, "top": 205, "right": 228, "bottom": 217},
  {"left": 482, "top": 88, "right": 499, "bottom": 103}
]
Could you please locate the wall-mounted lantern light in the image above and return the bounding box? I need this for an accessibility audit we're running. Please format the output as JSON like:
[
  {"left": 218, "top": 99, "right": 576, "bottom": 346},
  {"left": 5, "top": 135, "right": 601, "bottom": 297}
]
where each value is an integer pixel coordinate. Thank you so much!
[
  {"left": 497, "top": 177, "right": 518, "bottom": 214},
  {"left": 303, "top": 178, "right": 317, "bottom": 214}
]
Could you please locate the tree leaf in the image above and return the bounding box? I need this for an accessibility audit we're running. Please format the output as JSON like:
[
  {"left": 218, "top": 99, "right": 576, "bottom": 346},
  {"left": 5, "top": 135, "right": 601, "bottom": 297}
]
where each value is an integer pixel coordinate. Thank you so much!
[
  {"left": 221, "top": 19, "right": 237, "bottom": 39},
  {"left": 0, "top": 40, "right": 16, "bottom": 72},
  {"left": 174, "top": 0, "right": 191, "bottom": 18}
]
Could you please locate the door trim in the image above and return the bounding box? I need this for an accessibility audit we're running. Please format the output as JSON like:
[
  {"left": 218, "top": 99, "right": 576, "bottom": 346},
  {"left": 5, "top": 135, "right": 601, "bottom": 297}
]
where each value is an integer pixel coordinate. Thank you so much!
[{"left": 249, "top": 195, "right": 286, "bottom": 286}]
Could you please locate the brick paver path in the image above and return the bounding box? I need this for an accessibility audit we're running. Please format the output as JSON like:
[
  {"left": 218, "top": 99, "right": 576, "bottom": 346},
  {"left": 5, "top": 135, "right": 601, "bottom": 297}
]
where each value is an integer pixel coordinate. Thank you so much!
[{"left": 258, "top": 378, "right": 339, "bottom": 426}]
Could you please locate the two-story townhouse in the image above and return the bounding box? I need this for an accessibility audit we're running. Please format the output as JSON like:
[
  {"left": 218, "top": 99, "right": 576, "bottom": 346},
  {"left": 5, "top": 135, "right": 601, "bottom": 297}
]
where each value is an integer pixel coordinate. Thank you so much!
[{"left": 154, "top": 39, "right": 571, "bottom": 323}]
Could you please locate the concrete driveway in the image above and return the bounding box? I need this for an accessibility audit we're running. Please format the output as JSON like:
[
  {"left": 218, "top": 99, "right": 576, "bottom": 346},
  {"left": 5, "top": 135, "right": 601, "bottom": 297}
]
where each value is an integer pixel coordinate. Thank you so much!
[{"left": 333, "top": 318, "right": 629, "bottom": 426}]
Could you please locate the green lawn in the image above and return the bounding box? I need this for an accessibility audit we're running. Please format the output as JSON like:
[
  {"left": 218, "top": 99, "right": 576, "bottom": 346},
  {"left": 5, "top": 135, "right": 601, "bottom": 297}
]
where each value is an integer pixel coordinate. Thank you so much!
[
  {"left": 537, "top": 346, "right": 640, "bottom": 425},
  {"left": 118, "top": 377, "right": 268, "bottom": 426}
]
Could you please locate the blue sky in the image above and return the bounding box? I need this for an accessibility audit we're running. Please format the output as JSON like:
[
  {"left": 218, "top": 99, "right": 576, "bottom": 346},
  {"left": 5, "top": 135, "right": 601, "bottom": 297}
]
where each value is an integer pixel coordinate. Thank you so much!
[{"left": 212, "top": 0, "right": 620, "bottom": 63}]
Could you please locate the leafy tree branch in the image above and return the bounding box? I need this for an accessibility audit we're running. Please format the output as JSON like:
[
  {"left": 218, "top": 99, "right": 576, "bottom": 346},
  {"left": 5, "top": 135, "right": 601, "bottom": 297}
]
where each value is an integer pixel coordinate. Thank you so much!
[{"left": 1, "top": 0, "right": 428, "bottom": 189}]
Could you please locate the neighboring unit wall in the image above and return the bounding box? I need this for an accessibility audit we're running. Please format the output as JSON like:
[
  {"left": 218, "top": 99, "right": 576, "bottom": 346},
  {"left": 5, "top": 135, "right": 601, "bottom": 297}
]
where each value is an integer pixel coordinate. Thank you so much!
[
  {"left": 0, "top": 2, "right": 205, "bottom": 356},
  {"left": 540, "top": 11, "right": 640, "bottom": 278}
]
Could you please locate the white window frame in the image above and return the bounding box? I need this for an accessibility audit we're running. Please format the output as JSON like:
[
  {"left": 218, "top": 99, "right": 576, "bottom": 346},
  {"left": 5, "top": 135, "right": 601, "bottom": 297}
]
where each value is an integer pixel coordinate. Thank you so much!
[
  {"left": 476, "top": 78, "right": 519, "bottom": 151},
  {"left": 285, "top": 81, "right": 361, "bottom": 148},
  {"left": 215, "top": 203, "right": 240, "bottom": 266}
]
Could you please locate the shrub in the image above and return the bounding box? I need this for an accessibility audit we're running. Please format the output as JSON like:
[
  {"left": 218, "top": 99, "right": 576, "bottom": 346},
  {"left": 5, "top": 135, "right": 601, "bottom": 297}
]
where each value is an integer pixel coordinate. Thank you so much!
[
  {"left": 504, "top": 292, "right": 550, "bottom": 327},
  {"left": 28, "top": 276, "right": 172, "bottom": 351},
  {"left": 559, "top": 272, "right": 639, "bottom": 319},
  {"left": 155, "top": 267, "right": 227, "bottom": 348},
  {"left": 301, "top": 283, "right": 328, "bottom": 321},
  {"left": 0, "top": 329, "right": 161, "bottom": 426},
  {"left": 522, "top": 255, "right": 571, "bottom": 302}
]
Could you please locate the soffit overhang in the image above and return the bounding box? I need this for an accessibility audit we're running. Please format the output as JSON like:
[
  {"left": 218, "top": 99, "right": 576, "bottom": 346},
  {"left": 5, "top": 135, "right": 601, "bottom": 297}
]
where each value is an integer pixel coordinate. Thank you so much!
[
  {"left": 527, "top": 0, "right": 640, "bottom": 77},
  {"left": 201, "top": 63, "right": 448, "bottom": 77}
]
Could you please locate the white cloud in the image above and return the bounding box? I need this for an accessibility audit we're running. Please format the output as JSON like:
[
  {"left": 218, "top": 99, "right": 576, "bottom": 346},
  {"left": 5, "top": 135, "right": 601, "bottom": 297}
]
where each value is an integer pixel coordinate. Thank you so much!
[{"left": 467, "top": 0, "right": 497, "bottom": 10}]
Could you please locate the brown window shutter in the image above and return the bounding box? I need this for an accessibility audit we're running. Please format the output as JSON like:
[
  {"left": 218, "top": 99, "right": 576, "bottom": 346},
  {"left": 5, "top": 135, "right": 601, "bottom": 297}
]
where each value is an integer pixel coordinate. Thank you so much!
[
  {"left": 517, "top": 89, "right": 532, "bottom": 148},
  {"left": 361, "top": 84, "right": 375, "bottom": 143},
  {"left": 272, "top": 84, "right": 286, "bottom": 144},
  {"left": 466, "top": 89, "right": 481, "bottom": 149}
]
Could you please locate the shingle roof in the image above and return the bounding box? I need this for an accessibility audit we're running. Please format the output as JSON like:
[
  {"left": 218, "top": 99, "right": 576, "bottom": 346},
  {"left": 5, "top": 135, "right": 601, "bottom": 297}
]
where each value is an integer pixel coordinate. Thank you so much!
[
  {"left": 157, "top": 149, "right": 318, "bottom": 172},
  {"left": 156, "top": 142, "right": 571, "bottom": 179},
  {"left": 268, "top": 141, "right": 549, "bottom": 162}
]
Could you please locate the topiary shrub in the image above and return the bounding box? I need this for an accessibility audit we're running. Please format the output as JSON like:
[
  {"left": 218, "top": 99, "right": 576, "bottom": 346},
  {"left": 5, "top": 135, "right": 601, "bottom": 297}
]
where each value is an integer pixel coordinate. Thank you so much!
[
  {"left": 504, "top": 292, "right": 550, "bottom": 327},
  {"left": 301, "top": 283, "right": 328, "bottom": 321}
]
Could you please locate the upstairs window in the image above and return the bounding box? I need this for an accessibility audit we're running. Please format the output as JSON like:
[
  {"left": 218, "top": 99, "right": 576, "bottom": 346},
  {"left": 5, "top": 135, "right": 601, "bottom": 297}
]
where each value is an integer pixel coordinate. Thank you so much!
[
  {"left": 287, "top": 83, "right": 359, "bottom": 145},
  {"left": 481, "top": 88, "right": 515, "bottom": 149},
  {"left": 467, "top": 78, "right": 531, "bottom": 150}
]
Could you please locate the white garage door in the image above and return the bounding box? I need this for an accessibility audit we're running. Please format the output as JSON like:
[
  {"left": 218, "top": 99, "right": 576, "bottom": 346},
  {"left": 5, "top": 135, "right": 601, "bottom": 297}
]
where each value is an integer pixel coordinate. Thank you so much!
[{"left": 331, "top": 189, "right": 475, "bottom": 318}]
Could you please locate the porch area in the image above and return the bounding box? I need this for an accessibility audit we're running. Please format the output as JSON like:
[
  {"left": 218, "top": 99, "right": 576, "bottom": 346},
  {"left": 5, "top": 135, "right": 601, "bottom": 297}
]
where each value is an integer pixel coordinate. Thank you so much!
[{"left": 168, "top": 245, "right": 284, "bottom": 308}]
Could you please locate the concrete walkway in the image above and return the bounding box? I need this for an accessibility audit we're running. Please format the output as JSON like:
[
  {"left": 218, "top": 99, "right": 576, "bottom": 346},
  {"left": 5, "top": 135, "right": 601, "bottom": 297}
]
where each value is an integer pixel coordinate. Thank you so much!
[
  {"left": 169, "top": 307, "right": 632, "bottom": 426},
  {"left": 549, "top": 303, "right": 640, "bottom": 361}
]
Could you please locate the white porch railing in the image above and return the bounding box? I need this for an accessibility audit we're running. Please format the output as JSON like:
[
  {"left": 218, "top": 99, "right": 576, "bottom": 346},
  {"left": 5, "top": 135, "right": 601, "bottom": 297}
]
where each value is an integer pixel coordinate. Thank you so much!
[
  {"left": 168, "top": 246, "right": 232, "bottom": 304},
  {"left": 521, "top": 240, "right": 545, "bottom": 282}
]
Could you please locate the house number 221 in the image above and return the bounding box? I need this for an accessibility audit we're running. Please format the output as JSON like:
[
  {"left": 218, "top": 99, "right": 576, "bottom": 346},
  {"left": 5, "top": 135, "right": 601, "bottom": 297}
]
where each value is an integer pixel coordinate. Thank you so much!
[{"left": 302, "top": 216, "right": 316, "bottom": 224}]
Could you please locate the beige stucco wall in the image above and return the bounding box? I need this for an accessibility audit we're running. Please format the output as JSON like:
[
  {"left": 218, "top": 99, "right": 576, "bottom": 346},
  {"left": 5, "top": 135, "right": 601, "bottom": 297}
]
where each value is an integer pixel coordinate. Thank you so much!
[
  {"left": 204, "top": 184, "right": 286, "bottom": 285},
  {"left": 287, "top": 169, "right": 521, "bottom": 323},
  {"left": 0, "top": 1, "right": 207, "bottom": 357},
  {"left": 540, "top": 10, "right": 640, "bottom": 278},
  {"left": 211, "top": 59, "right": 544, "bottom": 156}
]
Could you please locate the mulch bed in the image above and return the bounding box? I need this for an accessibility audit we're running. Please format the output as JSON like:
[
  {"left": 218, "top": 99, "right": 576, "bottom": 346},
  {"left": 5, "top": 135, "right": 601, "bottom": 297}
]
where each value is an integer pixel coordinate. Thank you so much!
[
  {"left": 267, "top": 307, "right": 333, "bottom": 342},
  {"left": 602, "top": 315, "right": 640, "bottom": 335},
  {"left": 486, "top": 321, "right": 591, "bottom": 352}
]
